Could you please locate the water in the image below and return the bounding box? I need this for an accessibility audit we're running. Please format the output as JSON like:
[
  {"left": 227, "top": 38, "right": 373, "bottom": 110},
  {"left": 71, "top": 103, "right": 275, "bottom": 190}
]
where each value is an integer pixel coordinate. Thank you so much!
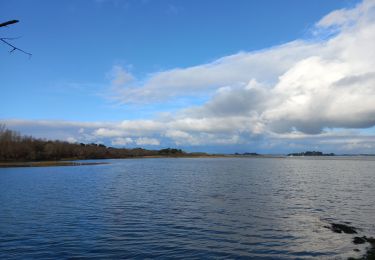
[{"left": 0, "top": 157, "right": 374, "bottom": 259}]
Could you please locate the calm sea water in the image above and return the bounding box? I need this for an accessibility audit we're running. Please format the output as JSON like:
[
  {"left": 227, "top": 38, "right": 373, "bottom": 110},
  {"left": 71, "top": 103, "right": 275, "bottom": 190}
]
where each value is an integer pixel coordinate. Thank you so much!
[{"left": 0, "top": 157, "right": 374, "bottom": 259}]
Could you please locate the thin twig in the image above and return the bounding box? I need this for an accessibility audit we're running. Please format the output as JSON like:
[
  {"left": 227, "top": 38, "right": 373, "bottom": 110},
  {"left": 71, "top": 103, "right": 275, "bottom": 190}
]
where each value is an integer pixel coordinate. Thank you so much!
[
  {"left": 0, "top": 20, "right": 31, "bottom": 57},
  {"left": 0, "top": 38, "right": 32, "bottom": 57},
  {"left": 1, "top": 36, "right": 22, "bottom": 40}
]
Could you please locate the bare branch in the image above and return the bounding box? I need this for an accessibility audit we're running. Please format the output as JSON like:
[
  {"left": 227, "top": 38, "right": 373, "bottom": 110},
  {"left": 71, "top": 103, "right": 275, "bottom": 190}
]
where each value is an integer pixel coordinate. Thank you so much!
[
  {"left": 1, "top": 36, "right": 22, "bottom": 40},
  {"left": 0, "top": 20, "right": 32, "bottom": 57},
  {"left": 0, "top": 38, "right": 32, "bottom": 57},
  {"left": 0, "top": 20, "right": 19, "bottom": 28}
]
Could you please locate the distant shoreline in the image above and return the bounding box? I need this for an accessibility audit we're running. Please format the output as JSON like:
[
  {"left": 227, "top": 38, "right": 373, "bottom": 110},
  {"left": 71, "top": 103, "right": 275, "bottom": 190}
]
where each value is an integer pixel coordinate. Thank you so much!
[
  {"left": 0, "top": 161, "right": 107, "bottom": 168},
  {"left": 2, "top": 154, "right": 375, "bottom": 168},
  {"left": 0, "top": 155, "right": 280, "bottom": 168}
]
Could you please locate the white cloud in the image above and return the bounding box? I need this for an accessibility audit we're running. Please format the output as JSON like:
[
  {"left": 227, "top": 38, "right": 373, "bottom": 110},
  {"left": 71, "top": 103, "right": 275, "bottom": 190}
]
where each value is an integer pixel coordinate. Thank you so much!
[
  {"left": 112, "top": 137, "right": 133, "bottom": 146},
  {"left": 66, "top": 137, "right": 78, "bottom": 143},
  {"left": 176, "top": 0, "right": 375, "bottom": 135},
  {"left": 105, "top": 0, "right": 375, "bottom": 138},
  {"left": 3, "top": 0, "right": 375, "bottom": 153},
  {"left": 317, "top": 0, "right": 375, "bottom": 28},
  {"left": 111, "top": 41, "right": 320, "bottom": 104},
  {"left": 135, "top": 137, "right": 160, "bottom": 146},
  {"left": 165, "top": 130, "right": 197, "bottom": 145},
  {"left": 119, "top": 120, "right": 163, "bottom": 132},
  {"left": 94, "top": 128, "right": 124, "bottom": 137},
  {"left": 107, "top": 65, "right": 134, "bottom": 95},
  {"left": 92, "top": 120, "right": 164, "bottom": 138}
]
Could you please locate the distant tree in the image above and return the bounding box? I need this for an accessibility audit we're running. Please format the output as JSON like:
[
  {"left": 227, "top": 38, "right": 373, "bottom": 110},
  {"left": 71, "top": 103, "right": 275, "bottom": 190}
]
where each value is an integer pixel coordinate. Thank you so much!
[
  {"left": 0, "top": 125, "right": 191, "bottom": 162},
  {"left": 158, "top": 148, "right": 184, "bottom": 156},
  {"left": 0, "top": 20, "right": 32, "bottom": 56}
]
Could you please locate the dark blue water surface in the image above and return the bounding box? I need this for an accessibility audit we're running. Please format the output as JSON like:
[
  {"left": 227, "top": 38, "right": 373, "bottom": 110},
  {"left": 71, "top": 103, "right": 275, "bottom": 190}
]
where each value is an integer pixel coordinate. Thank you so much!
[{"left": 1, "top": 157, "right": 375, "bottom": 259}]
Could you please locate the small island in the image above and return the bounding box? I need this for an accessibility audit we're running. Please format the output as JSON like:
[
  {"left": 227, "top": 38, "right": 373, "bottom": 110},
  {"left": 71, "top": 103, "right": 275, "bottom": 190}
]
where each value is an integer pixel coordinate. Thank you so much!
[
  {"left": 233, "top": 152, "right": 260, "bottom": 156},
  {"left": 287, "top": 151, "right": 336, "bottom": 157}
]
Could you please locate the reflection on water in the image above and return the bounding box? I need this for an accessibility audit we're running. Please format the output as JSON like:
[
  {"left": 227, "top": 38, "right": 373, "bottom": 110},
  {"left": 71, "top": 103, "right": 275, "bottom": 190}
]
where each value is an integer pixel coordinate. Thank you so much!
[{"left": 0, "top": 157, "right": 374, "bottom": 259}]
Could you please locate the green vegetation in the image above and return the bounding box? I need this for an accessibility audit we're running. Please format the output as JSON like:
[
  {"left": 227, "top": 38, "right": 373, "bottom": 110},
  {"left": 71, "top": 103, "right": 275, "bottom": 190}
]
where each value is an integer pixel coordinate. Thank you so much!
[
  {"left": 0, "top": 124, "right": 188, "bottom": 162},
  {"left": 158, "top": 148, "right": 185, "bottom": 156}
]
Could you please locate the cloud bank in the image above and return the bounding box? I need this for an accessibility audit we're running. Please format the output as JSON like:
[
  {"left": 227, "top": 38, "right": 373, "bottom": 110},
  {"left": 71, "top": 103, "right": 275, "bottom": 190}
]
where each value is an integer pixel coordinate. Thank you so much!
[{"left": 3, "top": 0, "right": 375, "bottom": 153}]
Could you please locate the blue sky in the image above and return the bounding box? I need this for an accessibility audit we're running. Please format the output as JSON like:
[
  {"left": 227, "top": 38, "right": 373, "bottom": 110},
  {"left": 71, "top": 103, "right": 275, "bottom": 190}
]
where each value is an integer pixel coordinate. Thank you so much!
[{"left": 2, "top": 0, "right": 375, "bottom": 154}]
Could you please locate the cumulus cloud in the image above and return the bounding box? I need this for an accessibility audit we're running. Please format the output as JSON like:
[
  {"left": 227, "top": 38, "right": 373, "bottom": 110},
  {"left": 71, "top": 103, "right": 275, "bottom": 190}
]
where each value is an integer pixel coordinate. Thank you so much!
[
  {"left": 2, "top": 0, "right": 375, "bottom": 153},
  {"left": 106, "top": 0, "right": 375, "bottom": 136},
  {"left": 112, "top": 137, "right": 134, "bottom": 146},
  {"left": 66, "top": 137, "right": 78, "bottom": 143},
  {"left": 114, "top": 42, "right": 316, "bottom": 103},
  {"left": 135, "top": 137, "right": 160, "bottom": 146},
  {"left": 174, "top": 0, "right": 375, "bottom": 135}
]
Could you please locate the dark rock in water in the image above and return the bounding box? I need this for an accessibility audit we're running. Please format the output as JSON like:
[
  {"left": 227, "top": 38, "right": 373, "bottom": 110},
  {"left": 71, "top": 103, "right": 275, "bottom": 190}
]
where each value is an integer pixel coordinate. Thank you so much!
[
  {"left": 363, "top": 237, "right": 375, "bottom": 258},
  {"left": 364, "top": 236, "right": 375, "bottom": 244},
  {"left": 350, "top": 236, "right": 375, "bottom": 260},
  {"left": 324, "top": 222, "right": 375, "bottom": 260},
  {"left": 353, "top": 237, "right": 367, "bottom": 244},
  {"left": 325, "top": 223, "right": 358, "bottom": 234}
]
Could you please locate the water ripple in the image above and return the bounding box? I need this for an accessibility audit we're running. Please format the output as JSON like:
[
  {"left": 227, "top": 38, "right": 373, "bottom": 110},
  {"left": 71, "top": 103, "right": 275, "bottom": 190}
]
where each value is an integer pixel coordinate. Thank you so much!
[{"left": 0, "top": 157, "right": 374, "bottom": 259}]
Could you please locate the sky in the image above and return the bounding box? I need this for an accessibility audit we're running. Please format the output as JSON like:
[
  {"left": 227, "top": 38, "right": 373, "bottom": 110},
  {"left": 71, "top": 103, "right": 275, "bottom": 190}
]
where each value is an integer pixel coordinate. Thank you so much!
[{"left": 2, "top": 0, "right": 375, "bottom": 154}]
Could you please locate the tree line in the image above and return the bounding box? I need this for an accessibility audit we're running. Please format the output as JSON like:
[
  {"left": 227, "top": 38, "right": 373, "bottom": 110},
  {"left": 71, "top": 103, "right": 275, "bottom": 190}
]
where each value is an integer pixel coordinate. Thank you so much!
[{"left": 0, "top": 124, "right": 186, "bottom": 162}]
